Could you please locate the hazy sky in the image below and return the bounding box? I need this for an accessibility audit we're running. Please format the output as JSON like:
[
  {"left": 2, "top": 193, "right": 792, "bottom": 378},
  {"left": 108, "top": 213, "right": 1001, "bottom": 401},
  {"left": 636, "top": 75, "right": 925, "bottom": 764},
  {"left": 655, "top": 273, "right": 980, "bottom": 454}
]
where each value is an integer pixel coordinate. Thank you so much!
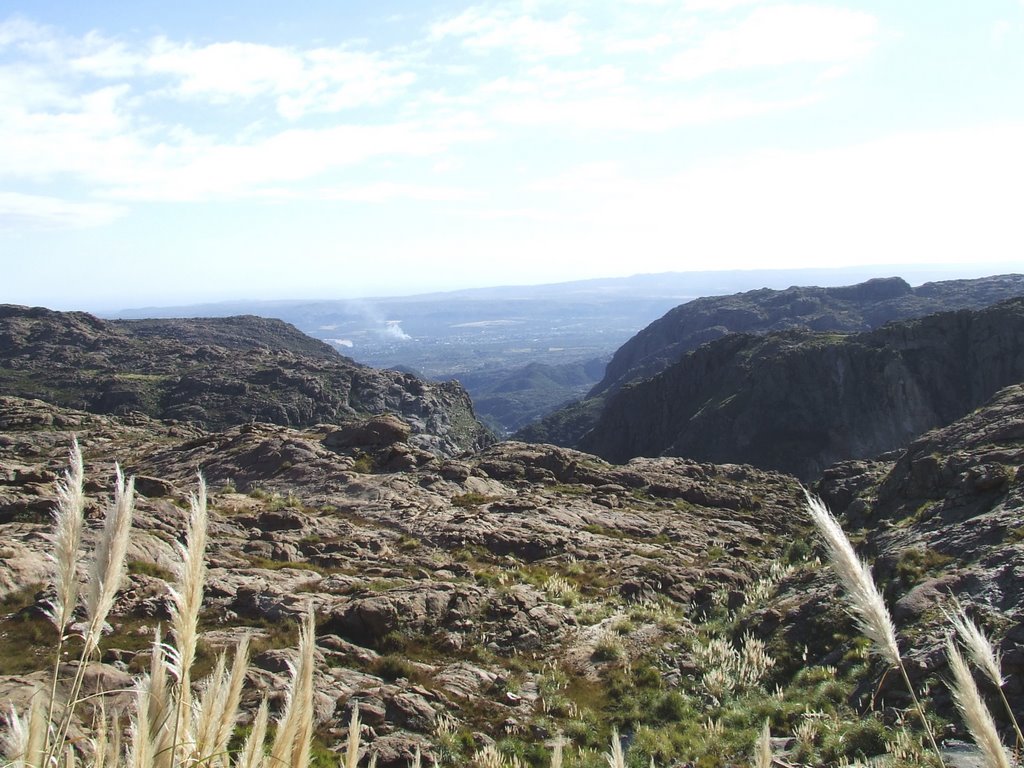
[{"left": 2, "top": 1, "right": 1023, "bottom": 310}]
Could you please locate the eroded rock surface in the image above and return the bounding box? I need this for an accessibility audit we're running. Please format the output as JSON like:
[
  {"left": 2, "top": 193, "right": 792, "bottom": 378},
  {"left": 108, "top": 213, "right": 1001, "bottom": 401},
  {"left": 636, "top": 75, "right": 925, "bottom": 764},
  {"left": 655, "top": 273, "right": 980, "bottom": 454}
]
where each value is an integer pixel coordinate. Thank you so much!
[
  {"left": 0, "top": 306, "right": 492, "bottom": 456},
  {"left": 0, "top": 396, "right": 801, "bottom": 762}
]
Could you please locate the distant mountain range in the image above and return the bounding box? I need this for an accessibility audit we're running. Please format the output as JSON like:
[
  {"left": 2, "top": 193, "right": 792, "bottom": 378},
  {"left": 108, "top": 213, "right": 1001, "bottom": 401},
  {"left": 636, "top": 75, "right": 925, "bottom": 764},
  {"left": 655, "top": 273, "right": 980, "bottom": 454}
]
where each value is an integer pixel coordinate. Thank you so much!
[
  {"left": 519, "top": 274, "right": 1024, "bottom": 455},
  {"left": 110, "top": 264, "right": 1021, "bottom": 434}
]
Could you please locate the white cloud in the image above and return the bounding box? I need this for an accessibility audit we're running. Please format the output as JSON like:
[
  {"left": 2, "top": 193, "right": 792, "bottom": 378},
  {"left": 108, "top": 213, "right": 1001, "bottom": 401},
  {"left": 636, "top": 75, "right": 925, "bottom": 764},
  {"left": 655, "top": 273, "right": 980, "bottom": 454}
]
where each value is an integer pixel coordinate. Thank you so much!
[
  {"left": 490, "top": 91, "right": 814, "bottom": 131},
  {"left": 664, "top": 4, "right": 880, "bottom": 79},
  {"left": 142, "top": 39, "right": 417, "bottom": 118},
  {"left": 431, "top": 6, "right": 583, "bottom": 58},
  {"left": 682, "top": 0, "right": 765, "bottom": 11},
  {"left": 95, "top": 122, "right": 483, "bottom": 202},
  {"left": 521, "top": 123, "right": 1024, "bottom": 270},
  {"left": 0, "top": 192, "right": 126, "bottom": 228},
  {"left": 481, "top": 63, "right": 624, "bottom": 96},
  {"left": 317, "top": 182, "right": 475, "bottom": 203},
  {"left": 604, "top": 32, "right": 673, "bottom": 53}
]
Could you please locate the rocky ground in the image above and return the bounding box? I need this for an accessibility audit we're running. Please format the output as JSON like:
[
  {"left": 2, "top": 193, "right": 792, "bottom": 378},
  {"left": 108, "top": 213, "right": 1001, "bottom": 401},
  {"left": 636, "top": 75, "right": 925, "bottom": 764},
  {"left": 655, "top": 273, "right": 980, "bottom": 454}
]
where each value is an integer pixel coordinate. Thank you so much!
[
  {"left": 2, "top": 379, "right": 1024, "bottom": 766},
  {"left": 2, "top": 382, "right": 1024, "bottom": 766},
  {"left": 0, "top": 395, "right": 804, "bottom": 766}
]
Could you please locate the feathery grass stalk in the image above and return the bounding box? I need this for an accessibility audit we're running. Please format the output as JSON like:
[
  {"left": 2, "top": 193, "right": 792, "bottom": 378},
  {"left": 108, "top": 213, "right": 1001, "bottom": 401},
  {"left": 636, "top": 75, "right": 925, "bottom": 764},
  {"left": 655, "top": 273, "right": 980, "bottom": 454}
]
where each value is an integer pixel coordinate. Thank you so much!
[
  {"left": 193, "top": 653, "right": 229, "bottom": 760},
  {"left": 269, "top": 606, "right": 317, "bottom": 768},
  {"left": 49, "top": 467, "right": 136, "bottom": 766},
  {"left": 550, "top": 735, "right": 564, "bottom": 768},
  {"left": 946, "top": 601, "right": 1024, "bottom": 752},
  {"left": 145, "top": 627, "right": 173, "bottom": 768},
  {"left": 946, "top": 636, "right": 1012, "bottom": 768},
  {"left": 85, "top": 465, "right": 135, "bottom": 654},
  {"left": 128, "top": 676, "right": 154, "bottom": 768},
  {"left": 44, "top": 439, "right": 86, "bottom": 758},
  {"left": 804, "top": 491, "right": 944, "bottom": 767},
  {"left": 754, "top": 719, "right": 772, "bottom": 768},
  {"left": 169, "top": 475, "right": 209, "bottom": 756},
  {"left": 26, "top": 696, "right": 47, "bottom": 768},
  {"left": 237, "top": 697, "right": 270, "bottom": 768},
  {"left": 92, "top": 701, "right": 109, "bottom": 768},
  {"left": 214, "top": 636, "right": 250, "bottom": 763},
  {"left": 343, "top": 706, "right": 362, "bottom": 768},
  {"left": 605, "top": 728, "right": 625, "bottom": 768},
  {"left": 47, "top": 438, "right": 85, "bottom": 632}
]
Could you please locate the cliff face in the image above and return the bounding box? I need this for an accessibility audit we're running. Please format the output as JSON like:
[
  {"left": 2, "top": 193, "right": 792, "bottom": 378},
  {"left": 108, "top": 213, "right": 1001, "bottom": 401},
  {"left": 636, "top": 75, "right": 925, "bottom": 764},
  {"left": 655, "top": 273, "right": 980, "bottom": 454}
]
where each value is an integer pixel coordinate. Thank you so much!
[
  {"left": 519, "top": 274, "right": 1024, "bottom": 446},
  {"left": 0, "top": 305, "right": 492, "bottom": 456},
  {"left": 579, "top": 298, "right": 1024, "bottom": 479},
  {"left": 594, "top": 274, "right": 1024, "bottom": 398}
]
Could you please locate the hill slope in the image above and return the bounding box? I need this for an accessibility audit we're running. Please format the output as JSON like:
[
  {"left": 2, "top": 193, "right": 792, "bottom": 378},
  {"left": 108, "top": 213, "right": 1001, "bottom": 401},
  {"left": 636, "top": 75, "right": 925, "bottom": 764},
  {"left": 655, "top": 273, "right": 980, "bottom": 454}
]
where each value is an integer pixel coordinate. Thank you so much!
[
  {"left": 0, "top": 305, "right": 491, "bottom": 456},
  {"left": 519, "top": 274, "right": 1024, "bottom": 445},
  {"left": 578, "top": 297, "right": 1024, "bottom": 479}
]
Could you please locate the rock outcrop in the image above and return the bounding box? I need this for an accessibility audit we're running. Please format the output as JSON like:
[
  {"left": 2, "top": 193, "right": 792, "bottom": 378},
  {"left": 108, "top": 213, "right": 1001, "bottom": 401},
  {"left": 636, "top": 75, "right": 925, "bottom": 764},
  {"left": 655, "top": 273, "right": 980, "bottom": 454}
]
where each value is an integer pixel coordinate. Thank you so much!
[
  {"left": 578, "top": 297, "right": 1024, "bottom": 479},
  {"left": 753, "top": 383, "right": 1024, "bottom": 726},
  {"left": 0, "top": 306, "right": 492, "bottom": 456}
]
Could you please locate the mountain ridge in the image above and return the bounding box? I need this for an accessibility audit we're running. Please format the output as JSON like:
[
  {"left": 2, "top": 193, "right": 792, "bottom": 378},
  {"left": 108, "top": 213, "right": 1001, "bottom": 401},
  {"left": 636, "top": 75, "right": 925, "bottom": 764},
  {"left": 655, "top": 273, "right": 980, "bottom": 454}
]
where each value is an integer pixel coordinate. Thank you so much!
[
  {"left": 518, "top": 273, "right": 1024, "bottom": 445},
  {"left": 0, "top": 305, "right": 492, "bottom": 457},
  {"left": 578, "top": 296, "right": 1024, "bottom": 479}
]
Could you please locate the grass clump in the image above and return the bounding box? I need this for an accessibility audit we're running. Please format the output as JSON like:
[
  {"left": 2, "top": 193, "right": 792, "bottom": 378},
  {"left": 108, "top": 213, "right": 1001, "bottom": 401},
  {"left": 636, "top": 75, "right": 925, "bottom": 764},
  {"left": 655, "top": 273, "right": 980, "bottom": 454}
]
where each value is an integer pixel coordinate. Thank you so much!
[
  {"left": 451, "top": 492, "right": 500, "bottom": 508},
  {"left": 0, "top": 439, "right": 322, "bottom": 768}
]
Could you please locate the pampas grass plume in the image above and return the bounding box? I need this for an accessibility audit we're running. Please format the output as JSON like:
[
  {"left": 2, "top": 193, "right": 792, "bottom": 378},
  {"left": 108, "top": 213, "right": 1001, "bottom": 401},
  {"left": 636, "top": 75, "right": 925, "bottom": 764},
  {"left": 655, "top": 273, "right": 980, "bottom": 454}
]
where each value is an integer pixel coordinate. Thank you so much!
[
  {"left": 945, "top": 599, "right": 1024, "bottom": 750},
  {"left": 605, "top": 728, "right": 625, "bottom": 768},
  {"left": 549, "top": 735, "right": 564, "bottom": 768},
  {"left": 269, "top": 606, "right": 316, "bottom": 768},
  {"left": 804, "top": 492, "right": 899, "bottom": 665},
  {"left": 47, "top": 438, "right": 85, "bottom": 632},
  {"left": 946, "top": 635, "right": 1011, "bottom": 768},
  {"left": 169, "top": 475, "right": 209, "bottom": 709},
  {"left": 804, "top": 491, "right": 944, "bottom": 766},
  {"left": 85, "top": 465, "right": 135, "bottom": 654},
  {"left": 946, "top": 601, "right": 1004, "bottom": 687},
  {"left": 754, "top": 719, "right": 772, "bottom": 768},
  {"left": 344, "top": 706, "right": 362, "bottom": 768}
]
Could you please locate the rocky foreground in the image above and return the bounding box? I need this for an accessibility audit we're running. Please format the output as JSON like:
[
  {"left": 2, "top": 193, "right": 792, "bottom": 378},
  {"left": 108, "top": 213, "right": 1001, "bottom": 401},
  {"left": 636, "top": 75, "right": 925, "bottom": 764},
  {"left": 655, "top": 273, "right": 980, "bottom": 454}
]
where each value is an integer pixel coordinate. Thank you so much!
[{"left": 2, "top": 382, "right": 1024, "bottom": 766}]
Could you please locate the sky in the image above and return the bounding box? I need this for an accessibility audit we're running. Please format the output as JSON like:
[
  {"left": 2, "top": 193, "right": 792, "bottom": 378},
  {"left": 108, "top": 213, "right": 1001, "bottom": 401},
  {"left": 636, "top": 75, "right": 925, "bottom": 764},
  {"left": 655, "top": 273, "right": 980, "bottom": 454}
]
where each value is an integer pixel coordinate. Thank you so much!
[{"left": 1, "top": 1, "right": 1023, "bottom": 311}]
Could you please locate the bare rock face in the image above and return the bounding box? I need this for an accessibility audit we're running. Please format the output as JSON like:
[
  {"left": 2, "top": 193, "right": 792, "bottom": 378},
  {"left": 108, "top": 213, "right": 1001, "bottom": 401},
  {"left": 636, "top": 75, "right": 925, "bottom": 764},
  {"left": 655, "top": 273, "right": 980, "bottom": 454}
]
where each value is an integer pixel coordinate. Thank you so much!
[
  {"left": 578, "top": 297, "right": 1024, "bottom": 479},
  {"left": 325, "top": 415, "right": 412, "bottom": 449},
  {"left": 0, "top": 305, "right": 492, "bottom": 457},
  {"left": 520, "top": 274, "right": 1024, "bottom": 448}
]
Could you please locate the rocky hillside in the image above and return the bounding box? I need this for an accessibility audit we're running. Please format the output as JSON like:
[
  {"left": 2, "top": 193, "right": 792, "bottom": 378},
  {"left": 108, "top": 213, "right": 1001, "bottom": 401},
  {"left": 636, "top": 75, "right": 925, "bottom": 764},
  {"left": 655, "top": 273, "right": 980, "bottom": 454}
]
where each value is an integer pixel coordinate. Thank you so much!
[
  {"left": 0, "top": 395, "right": 804, "bottom": 766},
  {"left": 519, "top": 274, "right": 1024, "bottom": 445},
  {"left": 577, "top": 297, "right": 1024, "bottom": 479},
  {"left": 3, "top": 383, "right": 1024, "bottom": 765},
  {"left": 453, "top": 357, "right": 607, "bottom": 435},
  {"left": 748, "top": 382, "right": 1024, "bottom": 730},
  {"left": 0, "top": 305, "right": 491, "bottom": 456}
]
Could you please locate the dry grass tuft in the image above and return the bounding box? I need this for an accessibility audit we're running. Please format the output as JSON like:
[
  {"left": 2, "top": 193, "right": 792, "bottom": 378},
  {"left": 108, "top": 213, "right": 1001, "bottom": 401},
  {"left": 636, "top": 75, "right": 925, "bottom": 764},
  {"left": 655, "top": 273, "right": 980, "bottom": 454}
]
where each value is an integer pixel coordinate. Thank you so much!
[
  {"left": 804, "top": 491, "right": 944, "bottom": 766},
  {"left": 0, "top": 447, "right": 322, "bottom": 768},
  {"left": 946, "top": 636, "right": 1012, "bottom": 768},
  {"left": 945, "top": 599, "right": 1024, "bottom": 751}
]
